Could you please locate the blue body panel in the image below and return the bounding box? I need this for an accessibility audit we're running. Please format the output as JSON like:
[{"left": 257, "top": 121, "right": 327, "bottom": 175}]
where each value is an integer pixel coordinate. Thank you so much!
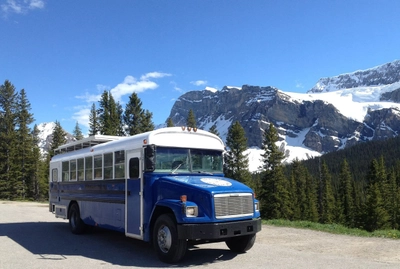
[{"left": 51, "top": 173, "right": 260, "bottom": 242}]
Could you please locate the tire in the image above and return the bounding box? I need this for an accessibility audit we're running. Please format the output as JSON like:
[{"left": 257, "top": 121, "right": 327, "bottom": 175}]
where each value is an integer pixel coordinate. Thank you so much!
[
  {"left": 225, "top": 234, "right": 256, "bottom": 253},
  {"left": 69, "top": 203, "right": 85, "bottom": 234},
  {"left": 153, "top": 214, "right": 187, "bottom": 263}
]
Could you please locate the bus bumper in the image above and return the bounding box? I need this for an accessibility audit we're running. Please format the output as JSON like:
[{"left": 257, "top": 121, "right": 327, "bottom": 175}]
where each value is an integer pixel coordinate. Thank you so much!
[{"left": 177, "top": 218, "right": 261, "bottom": 240}]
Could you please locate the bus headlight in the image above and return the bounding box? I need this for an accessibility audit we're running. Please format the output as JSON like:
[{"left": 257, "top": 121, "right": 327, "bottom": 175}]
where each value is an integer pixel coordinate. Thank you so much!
[{"left": 185, "top": 206, "right": 198, "bottom": 217}]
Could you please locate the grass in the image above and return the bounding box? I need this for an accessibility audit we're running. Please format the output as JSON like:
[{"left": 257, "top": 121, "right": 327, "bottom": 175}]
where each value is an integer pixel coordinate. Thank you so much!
[{"left": 263, "top": 219, "right": 400, "bottom": 239}]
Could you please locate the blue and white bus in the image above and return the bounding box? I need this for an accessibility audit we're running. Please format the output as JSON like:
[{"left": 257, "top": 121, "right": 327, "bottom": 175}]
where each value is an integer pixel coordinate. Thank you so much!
[{"left": 49, "top": 127, "right": 261, "bottom": 263}]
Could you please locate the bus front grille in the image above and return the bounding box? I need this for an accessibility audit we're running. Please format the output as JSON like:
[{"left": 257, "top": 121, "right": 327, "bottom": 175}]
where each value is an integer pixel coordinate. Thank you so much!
[{"left": 214, "top": 193, "right": 254, "bottom": 219}]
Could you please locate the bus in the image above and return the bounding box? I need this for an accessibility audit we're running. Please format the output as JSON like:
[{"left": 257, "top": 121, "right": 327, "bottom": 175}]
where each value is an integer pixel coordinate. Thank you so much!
[{"left": 49, "top": 127, "right": 261, "bottom": 263}]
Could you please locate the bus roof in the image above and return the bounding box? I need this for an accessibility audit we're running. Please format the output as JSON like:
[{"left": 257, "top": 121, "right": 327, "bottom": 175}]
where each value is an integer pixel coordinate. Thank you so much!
[
  {"left": 54, "top": 135, "right": 122, "bottom": 155},
  {"left": 52, "top": 127, "right": 225, "bottom": 159}
]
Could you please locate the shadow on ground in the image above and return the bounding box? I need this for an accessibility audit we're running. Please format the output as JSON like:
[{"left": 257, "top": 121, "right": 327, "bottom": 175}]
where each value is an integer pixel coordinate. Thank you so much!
[{"left": 0, "top": 221, "right": 237, "bottom": 267}]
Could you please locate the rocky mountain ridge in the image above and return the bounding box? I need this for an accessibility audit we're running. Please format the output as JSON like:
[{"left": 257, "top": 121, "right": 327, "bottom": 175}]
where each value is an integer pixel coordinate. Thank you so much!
[{"left": 167, "top": 60, "right": 400, "bottom": 164}]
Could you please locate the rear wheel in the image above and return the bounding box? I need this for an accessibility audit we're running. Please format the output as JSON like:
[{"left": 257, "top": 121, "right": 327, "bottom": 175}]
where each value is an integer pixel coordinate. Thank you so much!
[
  {"left": 225, "top": 234, "right": 256, "bottom": 253},
  {"left": 153, "top": 214, "right": 187, "bottom": 263},
  {"left": 69, "top": 203, "right": 85, "bottom": 234}
]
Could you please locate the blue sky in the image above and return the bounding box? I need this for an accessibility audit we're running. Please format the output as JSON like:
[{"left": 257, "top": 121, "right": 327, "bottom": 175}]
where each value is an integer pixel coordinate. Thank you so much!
[{"left": 1, "top": 0, "right": 400, "bottom": 134}]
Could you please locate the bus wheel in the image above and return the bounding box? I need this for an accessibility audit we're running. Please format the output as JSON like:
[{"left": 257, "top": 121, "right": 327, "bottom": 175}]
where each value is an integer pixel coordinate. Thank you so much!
[
  {"left": 153, "top": 214, "right": 187, "bottom": 263},
  {"left": 69, "top": 203, "right": 85, "bottom": 234},
  {"left": 225, "top": 234, "right": 256, "bottom": 253}
]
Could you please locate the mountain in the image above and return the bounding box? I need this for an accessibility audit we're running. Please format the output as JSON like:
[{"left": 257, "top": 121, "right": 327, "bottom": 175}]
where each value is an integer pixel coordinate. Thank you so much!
[
  {"left": 167, "top": 60, "right": 400, "bottom": 171},
  {"left": 37, "top": 122, "right": 75, "bottom": 155},
  {"left": 309, "top": 60, "right": 400, "bottom": 93}
]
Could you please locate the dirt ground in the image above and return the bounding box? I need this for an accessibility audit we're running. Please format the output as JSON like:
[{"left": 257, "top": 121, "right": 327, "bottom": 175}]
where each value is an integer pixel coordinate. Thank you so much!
[{"left": 1, "top": 201, "right": 400, "bottom": 269}]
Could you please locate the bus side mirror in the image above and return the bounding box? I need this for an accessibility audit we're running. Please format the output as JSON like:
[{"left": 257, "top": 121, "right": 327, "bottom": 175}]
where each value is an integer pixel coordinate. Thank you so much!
[{"left": 144, "top": 144, "right": 156, "bottom": 172}]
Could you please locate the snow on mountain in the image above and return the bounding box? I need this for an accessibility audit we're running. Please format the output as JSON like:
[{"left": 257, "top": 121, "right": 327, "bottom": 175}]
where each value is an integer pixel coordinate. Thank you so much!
[
  {"left": 287, "top": 81, "right": 400, "bottom": 122},
  {"left": 37, "top": 122, "right": 56, "bottom": 154},
  {"left": 36, "top": 122, "right": 75, "bottom": 155},
  {"left": 245, "top": 82, "right": 400, "bottom": 172},
  {"left": 205, "top": 86, "right": 218, "bottom": 93},
  {"left": 309, "top": 60, "right": 400, "bottom": 93}
]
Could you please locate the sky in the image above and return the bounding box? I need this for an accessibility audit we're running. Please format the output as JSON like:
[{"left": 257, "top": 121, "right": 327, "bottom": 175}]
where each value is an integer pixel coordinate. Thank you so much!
[{"left": 1, "top": 0, "right": 400, "bottom": 135}]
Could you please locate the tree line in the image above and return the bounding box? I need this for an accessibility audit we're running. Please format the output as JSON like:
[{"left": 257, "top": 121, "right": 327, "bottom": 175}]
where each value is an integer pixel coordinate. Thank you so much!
[
  {"left": 0, "top": 80, "right": 201, "bottom": 200},
  {"left": 222, "top": 120, "right": 400, "bottom": 232}
]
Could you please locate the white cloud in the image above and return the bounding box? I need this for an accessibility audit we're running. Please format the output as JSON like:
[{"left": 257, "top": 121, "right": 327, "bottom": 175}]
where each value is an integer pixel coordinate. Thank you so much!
[
  {"left": 28, "top": 0, "right": 44, "bottom": 9},
  {"left": 190, "top": 80, "right": 208, "bottom": 86},
  {"left": 1, "top": 0, "right": 44, "bottom": 15},
  {"left": 74, "top": 73, "right": 170, "bottom": 127},
  {"left": 111, "top": 79, "right": 158, "bottom": 101},
  {"left": 140, "top": 72, "right": 171, "bottom": 80},
  {"left": 72, "top": 106, "right": 91, "bottom": 128}
]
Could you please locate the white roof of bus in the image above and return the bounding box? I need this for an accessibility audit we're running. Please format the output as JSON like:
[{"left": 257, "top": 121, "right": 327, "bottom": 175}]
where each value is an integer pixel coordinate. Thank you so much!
[
  {"left": 51, "top": 127, "right": 225, "bottom": 161},
  {"left": 54, "top": 135, "right": 122, "bottom": 154}
]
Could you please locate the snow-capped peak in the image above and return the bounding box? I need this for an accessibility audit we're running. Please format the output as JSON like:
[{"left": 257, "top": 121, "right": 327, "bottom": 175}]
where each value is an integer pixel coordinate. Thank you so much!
[{"left": 205, "top": 86, "right": 218, "bottom": 93}]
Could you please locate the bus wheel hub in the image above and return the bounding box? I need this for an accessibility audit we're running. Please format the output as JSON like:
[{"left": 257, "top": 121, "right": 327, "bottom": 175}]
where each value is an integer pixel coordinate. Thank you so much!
[{"left": 157, "top": 225, "right": 172, "bottom": 253}]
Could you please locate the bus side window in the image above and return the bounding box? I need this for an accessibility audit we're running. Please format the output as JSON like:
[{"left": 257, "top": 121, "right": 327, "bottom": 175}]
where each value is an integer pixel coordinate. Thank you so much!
[
  {"left": 77, "top": 158, "right": 84, "bottom": 181},
  {"left": 104, "top": 153, "right": 113, "bottom": 180},
  {"left": 114, "top": 150, "right": 125, "bottom": 179},
  {"left": 52, "top": 168, "right": 58, "bottom": 182},
  {"left": 70, "top": 160, "right": 77, "bottom": 181},
  {"left": 85, "top": 156, "right": 93, "bottom": 181},
  {"left": 94, "top": 155, "right": 102, "bottom": 180},
  {"left": 62, "top": 161, "right": 69, "bottom": 181},
  {"left": 129, "top": 158, "right": 139, "bottom": 179}
]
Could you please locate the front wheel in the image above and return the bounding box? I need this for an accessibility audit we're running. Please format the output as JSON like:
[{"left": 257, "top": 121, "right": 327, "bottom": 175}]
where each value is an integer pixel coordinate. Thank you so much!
[
  {"left": 69, "top": 203, "right": 85, "bottom": 234},
  {"left": 225, "top": 234, "right": 256, "bottom": 253},
  {"left": 153, "top": 214, "right": 187, "bottom": 263}
]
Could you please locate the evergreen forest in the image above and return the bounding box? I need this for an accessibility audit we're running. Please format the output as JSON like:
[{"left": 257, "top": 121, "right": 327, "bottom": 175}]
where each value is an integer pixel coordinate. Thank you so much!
[{"left": 2, "top": 80, "right": 400, "bottom": 233}]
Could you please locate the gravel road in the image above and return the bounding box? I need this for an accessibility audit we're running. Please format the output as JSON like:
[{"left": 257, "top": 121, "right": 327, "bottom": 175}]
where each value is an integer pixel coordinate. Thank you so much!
[{"left": 1, "top": 201, "right": 400, "bottom": 269}]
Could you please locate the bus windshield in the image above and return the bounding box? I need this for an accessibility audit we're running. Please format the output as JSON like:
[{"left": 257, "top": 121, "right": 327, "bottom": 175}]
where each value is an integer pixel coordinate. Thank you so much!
[{"left": 154, "top": 147, "right": 223, "bottom": 174}]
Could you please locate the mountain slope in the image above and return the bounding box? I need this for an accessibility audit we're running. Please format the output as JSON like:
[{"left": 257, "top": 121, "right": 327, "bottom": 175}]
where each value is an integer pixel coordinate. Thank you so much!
[
  {"left": 309, "top": 60, "right": 400, "bottom": 93},
  {"left": 167, "top": 60, "right": 400, "bottom": 171},
  {"left": 37, "top": 122, "right": 75, "bottom": 154}
]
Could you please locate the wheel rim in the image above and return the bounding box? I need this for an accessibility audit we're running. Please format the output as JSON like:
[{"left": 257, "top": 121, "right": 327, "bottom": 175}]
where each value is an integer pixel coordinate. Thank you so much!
[{"left": 157, "top": 224, "right": 172, "bottom": 253}]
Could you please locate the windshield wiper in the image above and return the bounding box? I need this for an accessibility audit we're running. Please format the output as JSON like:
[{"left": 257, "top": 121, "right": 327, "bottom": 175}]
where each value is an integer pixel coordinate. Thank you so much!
[{"left": 171, "top": 162, "right": 183, "bottom": 174}]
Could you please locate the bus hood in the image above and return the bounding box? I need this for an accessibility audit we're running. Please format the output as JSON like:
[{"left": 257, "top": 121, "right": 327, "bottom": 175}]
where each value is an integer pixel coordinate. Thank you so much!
[{"left": 158, "top": 175, "right": 253, "bottom": 193}]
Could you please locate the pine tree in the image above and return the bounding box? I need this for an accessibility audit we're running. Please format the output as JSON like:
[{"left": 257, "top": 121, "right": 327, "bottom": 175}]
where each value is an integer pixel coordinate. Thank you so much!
[
  {"left": 88, "top": 103, "right": 99, "bottom": 136},
  {"left": 209, "top": 123, "right": 220, "bottom": 137},
  {"left": 50, "top": 121, "right": 66, "bottom": 157},
  {"left": 387, "top": 168, "right": 399, "bottom": 229},
  {"left": 364, "top": 182, "right": 390, "bottom": 232},
  {"left": 31, "top": 124, "right": 45, "bottom": 200},
  {"left": 72, "top": 121, "right": 84, "bottom": 140},
  {"left": 260, "top": 123, "right": 285, "bottom": 171},
  {"left": 15, "top": 89, "right": 35, "bottom": 199},
  {"left": 338, "top": 159, "right": 355, "bottom": 227},
  {"left": 141, "top": 110, "right": 155, "bottom": 133},
  {"left": 305, "top": 171, "right": 319, "bottom": 222},
  {"left": 186, "top": 109, "right": 196, "bottom": 128},
  {"left": 364, "top": 158, "right": 390, "bottom": 231},
  {"left": 259, "top": 123, "right": 290, "bottom": 219},
  {"left": 223, "top": 121, "right": 251, "bottom": 184},
  {"left": 123, "top": 92, "right": 150, "bottom": 135},
  {"left": 116, "top": 101, "right": 125, "bottom": 136},
  {"left": 0, "top": 80, "right": 18, "bottom": 199},
  {"left": 319, "top": 162, "right": 336, "bottom": 224},
  {"left": 290, "top": 160, "right": 308, "bottom": 220},
  {"left": 262, "top": 165, "right": 292, "bottom": 219},
  {"left": 98, "top": 91, "right": 121, "bottom": 135},
  {"left": 166, "top": 118, "right": 174, "bottom": 127}
]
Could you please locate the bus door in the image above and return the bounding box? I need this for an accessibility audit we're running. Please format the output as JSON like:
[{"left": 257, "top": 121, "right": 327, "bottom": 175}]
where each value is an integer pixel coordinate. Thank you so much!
[{"left": 125, "top": 149, "right": 143, "bottom": 239}]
